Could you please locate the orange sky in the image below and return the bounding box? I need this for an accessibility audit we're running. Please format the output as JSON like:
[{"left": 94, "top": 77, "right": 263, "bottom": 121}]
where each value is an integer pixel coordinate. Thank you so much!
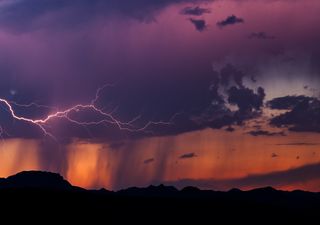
[{"left": 1, "top": 127, "right": 319, "bottom": 191}]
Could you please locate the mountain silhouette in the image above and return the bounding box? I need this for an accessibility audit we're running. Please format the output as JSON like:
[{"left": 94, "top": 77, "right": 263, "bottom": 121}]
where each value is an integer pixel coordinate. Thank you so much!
[
  {"left": 0, "top": 171, "right": 320, "bottom": 224},
  {"left": 0, "top": 171, "right": 73, "bottom": 189}
]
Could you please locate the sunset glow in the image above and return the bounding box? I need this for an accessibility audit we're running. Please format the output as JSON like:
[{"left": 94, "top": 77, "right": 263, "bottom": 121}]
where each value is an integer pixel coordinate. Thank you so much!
[{"left": 0, "top": 0, "right": 320, "bottom": 192}]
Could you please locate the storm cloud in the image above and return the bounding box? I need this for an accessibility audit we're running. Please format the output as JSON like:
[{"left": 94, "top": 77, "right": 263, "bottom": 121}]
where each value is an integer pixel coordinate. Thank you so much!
[
  {"left": 1, "top": 0, "right": 320, "bottom": 192},
  {"left": 0, "top": 0, "right": 319, "bottom": 142},
  {"left": 0, "top": 0, "right": 212, "bottom": 32},
  {"left": 270, "top": 96, "right": 320, "bottom": 132}
]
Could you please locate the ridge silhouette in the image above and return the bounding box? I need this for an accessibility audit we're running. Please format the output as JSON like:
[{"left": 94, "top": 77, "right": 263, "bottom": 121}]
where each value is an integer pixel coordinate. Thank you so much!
[
  {"left": 0, "top": 171, "right": 319, "bottom": 224},
  {"left": 0, "top": 171, "right": 73, "bottom": 189}
]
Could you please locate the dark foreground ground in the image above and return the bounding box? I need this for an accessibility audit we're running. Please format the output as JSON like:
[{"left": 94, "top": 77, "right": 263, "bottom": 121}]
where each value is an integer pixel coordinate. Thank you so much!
[{"left": 1, "top": 171, "right": 319, "bottom": 224}]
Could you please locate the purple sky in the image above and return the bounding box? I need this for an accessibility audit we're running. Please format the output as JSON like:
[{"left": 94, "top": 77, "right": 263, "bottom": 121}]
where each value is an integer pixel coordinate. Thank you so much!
[{"left": 0, "top": 0, "right": 320, "bottom": 191}]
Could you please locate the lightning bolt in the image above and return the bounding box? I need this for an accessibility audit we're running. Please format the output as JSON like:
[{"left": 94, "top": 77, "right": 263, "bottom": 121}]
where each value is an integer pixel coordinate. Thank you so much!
[
  {"left": 9, "top": 101, "right": 58, "bottom": 111},
  {"left": 0, "top": 84, "right": 178, "bottom": 140}
]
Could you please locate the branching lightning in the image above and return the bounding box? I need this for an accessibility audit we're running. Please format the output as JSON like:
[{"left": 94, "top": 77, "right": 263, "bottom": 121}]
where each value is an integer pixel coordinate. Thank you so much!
[{"left": 0, "top": 84, "right": 177, "bottom": 140}]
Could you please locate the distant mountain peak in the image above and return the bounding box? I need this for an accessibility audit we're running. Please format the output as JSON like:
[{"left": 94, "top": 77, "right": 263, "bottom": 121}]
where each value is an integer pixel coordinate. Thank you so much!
[
  {"left": 251, "top": 186, "right": 277, "bottom": 192},
  {"left": 0, "top": 171, "right": 73, "bottom": 190}
]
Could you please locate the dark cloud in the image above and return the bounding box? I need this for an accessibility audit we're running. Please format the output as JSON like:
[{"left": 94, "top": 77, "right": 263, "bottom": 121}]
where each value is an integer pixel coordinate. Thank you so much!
[
  {"left": 217, "top": 15, "right": 244, "bottom": 28},
  {"left": 179, "top": 152, "right": 197, "bottom": 159},
  {"left": 100, "top": 63, "right": 268, "bottom": 138},
  {"left": 248, "top": 32, "right": 275, "bottom": 40},
  {"left": 0, "top": 0, "right": 211, "bottom": 32},
  {"left": 0, "top": 108, "right": 44, "bottom": 139},
  {"left": 99, "top": 64, "right": 227, "bottom": 137},
  {"left": 170, "top": 64, "right": 267, "bottom": 132},
  {"left": 0, "top": 1, "right": 317, "bottom": 144},
  {"left": 271, "top": 153, "right": 279, "bottom": 158},
  {"left": 124, "top": 63, "right": 267, "bottom": 136},
  {"left": 270, "top": 96, "right": 320, "bottom": 132},
  {"left": 189, "top": 18, "right": 207, "bottom": 32},
  {"left": 210, "top": 64, "right": 266, "bottom": 127},
  {"left": 0, "top": 59, "right": 227, "bottom": 141},
  {"left": 163, "top": 162, "right": 320, "bottom": 190},
  {"left": 144, "top": 158, "right": 155, "bottom": 164},
  {"left": 248, "top": 130, "right": 286, "bottom": 137},
  {"left": 220, "top": 64, "right": 245, "bottom": 88},
  {"left": 180, "top": 6, "right": 211, "bottom": 16},
  {"left": 228, "top": 86, "right": 265, "bottom": 113},
  {"left": 0, "top": 59, "right": 268, "bottom": 142},
  {"left": 267, "top": 95, "right": 314, "bottom": 110}
]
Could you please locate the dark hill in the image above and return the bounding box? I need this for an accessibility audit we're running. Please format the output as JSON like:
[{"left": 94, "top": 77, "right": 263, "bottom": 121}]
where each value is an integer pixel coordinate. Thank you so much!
[
  {"left": 0, "top": 171, "right": 73, "bottom": 189},
  {"left": 1, "top": 171, "right": 320, "bottom": 224}
]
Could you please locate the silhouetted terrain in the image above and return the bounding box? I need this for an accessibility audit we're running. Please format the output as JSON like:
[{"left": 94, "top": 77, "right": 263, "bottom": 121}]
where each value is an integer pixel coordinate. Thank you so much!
[{"left": 1, "top": 171, "right": 319, "bottom": 224}]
